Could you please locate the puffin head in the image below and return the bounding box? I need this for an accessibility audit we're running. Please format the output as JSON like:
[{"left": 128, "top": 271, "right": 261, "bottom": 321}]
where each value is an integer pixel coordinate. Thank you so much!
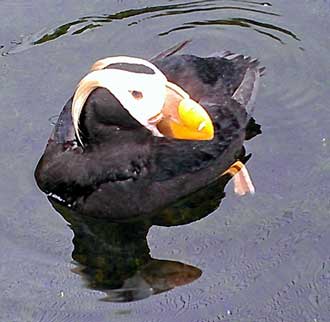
[{"left": 71, "top": 56, "right": 214, "bottom": 146}]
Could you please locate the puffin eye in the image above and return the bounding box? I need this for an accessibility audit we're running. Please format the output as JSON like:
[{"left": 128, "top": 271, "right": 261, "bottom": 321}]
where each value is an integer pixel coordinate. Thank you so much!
[{"left": 129, "top": 90, "right": 143, "bottom": 100}]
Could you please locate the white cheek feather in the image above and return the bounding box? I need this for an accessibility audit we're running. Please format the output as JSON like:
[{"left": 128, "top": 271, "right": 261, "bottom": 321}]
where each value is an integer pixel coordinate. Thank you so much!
[
  {"left": 71, "top": 58, "right": 167, "bottom": 146},
  {"left": 111, "top": 69, "right": 167, "bottom": 134}
]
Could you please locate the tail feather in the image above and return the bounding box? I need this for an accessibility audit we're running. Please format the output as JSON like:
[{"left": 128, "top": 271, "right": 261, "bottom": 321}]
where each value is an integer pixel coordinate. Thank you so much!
[{"left": 151, "top": 40, "right": 191, "bottom": 61}]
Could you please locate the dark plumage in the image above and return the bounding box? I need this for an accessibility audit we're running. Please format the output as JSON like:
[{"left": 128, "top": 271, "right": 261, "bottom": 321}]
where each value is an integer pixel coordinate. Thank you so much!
[{"left": 35, "top": 43, "right": 262, "bottom": 220}]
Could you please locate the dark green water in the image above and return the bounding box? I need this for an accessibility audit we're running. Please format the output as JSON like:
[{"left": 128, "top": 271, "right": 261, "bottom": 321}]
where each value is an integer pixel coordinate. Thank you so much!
[{"left": 1, "top": 0, "right": 330, "bottom": 321}]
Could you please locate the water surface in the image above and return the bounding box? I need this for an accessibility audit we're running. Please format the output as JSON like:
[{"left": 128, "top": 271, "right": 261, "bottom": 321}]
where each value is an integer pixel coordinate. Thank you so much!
[{"left": 1, "top": 0, "right": 330, "bottom": 321}]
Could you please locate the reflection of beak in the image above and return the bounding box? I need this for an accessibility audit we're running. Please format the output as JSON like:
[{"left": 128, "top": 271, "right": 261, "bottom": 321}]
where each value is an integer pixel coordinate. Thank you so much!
[{"left": 148, "top": 86, "right": 214, "bottom": 140}]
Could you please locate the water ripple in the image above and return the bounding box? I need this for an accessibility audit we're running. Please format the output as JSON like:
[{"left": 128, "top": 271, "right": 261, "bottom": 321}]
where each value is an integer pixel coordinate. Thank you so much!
[
  {"left": 1, "top": 0, "right": 284, "bottom": 55},
  {"left": 159, "top": 17, "right": 298, "bottom": 42}
]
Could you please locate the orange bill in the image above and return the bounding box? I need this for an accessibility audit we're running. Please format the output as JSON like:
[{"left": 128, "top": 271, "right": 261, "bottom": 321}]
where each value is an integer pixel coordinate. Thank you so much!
[{"left": 150, "top": 82, "right": 214, "bottom": 140}]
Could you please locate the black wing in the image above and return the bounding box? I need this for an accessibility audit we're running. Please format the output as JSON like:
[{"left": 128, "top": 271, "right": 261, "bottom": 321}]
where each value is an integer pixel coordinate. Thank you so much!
[{"left": 150, "top": 53, "right": 262, "bottom": 181}]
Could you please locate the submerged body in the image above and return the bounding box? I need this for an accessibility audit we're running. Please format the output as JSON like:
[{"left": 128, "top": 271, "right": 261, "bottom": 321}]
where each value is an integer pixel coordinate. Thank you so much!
[{"left": 35, "top": 44, "right": 262, "bottom": 220}]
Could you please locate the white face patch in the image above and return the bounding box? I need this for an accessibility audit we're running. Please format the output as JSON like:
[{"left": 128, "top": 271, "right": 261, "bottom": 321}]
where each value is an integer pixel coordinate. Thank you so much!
[{"left": 71, "top": 57, "right": 168, "bottom": 146}]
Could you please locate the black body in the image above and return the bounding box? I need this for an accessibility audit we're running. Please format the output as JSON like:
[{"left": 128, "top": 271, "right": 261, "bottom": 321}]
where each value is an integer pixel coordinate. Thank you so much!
[{"left": 35, "top": 48, "right": 262, "bottom": 220}]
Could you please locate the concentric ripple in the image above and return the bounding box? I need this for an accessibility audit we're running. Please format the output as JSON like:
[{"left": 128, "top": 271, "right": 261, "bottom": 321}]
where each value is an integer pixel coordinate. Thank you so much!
[{"left": 2, "top": 0, "right": 289, "bottom": 55}]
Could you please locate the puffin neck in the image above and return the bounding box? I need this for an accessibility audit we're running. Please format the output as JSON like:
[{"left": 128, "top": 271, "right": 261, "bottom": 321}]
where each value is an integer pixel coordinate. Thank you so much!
[{"left": 77, "top": 87, "right": 151, "bottom": 146}]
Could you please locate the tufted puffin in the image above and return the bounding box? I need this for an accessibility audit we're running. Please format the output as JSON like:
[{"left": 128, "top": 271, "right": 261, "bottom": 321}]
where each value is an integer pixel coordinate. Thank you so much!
[{"left": 35, "top": 41, "right": 263, "bottom": 220}]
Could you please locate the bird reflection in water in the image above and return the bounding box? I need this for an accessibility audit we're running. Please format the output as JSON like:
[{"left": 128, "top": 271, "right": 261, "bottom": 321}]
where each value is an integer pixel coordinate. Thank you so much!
[{"left": 48, "top": 118, "right": 260, "bottom": 303}]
